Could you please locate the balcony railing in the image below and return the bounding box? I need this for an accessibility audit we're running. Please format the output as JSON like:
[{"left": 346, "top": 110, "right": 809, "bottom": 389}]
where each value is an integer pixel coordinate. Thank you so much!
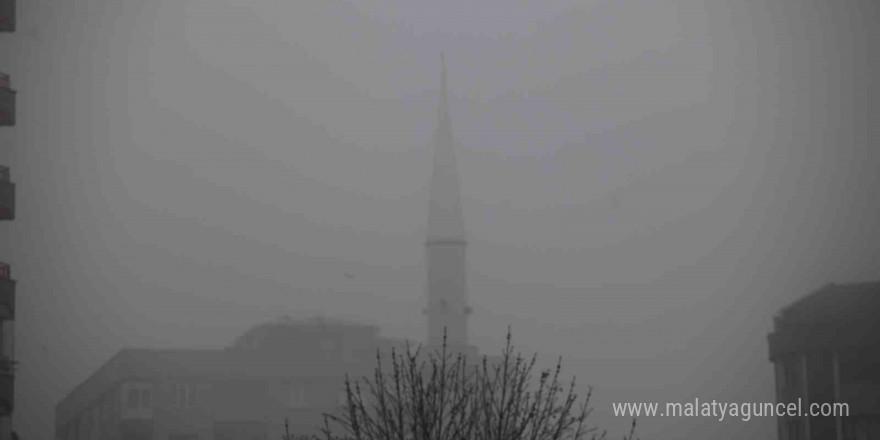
[
  {"left": 0, "top": 0, "right": 13, "bottom": 32},
  {"left": 0, "top": 371, "right": 11, "bottom": 415},
  {"left": 0, "top": 265, "right": 13, "bottom": 319},
  {"left": 0, "top": 166, "right": 13, "bottom": 220},
  {"left": 0, "top": 72, "right": 14, "bottom": 126},
  {"left": 0, "top": 357, "right": 14, "bottom": 375}
]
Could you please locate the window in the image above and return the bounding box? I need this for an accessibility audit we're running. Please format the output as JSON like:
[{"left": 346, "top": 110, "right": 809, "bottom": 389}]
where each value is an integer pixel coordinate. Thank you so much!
[
  {"left": 120, "top": 382, "right": 154, "bottom": 419},
  {"left": 126, "top": 385, "right": 152, "bottom": 409},
  {"left": 127, "top": 389, "right": 139, "bottom": 409},
  {"left": 175, "top": 384, "right": 196, "bottom": 409},
  {"left": 91, "top": 406, "right": 101, "bottom": 440},
  {"left": 787, "top": 419, "right": 801, "bottom": 440},
  {"left": 141, "top": 389, "right": 152, "bottom": 408},
  {"left": 82, "top": 412, "right": 91, "bottom": 440},
  {"left": 783, "top": 355, "right": 801, "bottom": 390},
  {"left": 289, "top": 386, "right": 307, "bottom": 408},
  {"left": 0, "top": 322, "right": 11, "bottom": 364},
  {"left": 103, "top": 395, "right": 113, "bottom": 422}
]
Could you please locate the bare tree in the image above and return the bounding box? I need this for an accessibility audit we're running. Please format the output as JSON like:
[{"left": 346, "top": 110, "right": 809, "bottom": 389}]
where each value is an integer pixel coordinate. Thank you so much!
[{"left": 316, "top": 330, "right": 638, "bottom": 440}]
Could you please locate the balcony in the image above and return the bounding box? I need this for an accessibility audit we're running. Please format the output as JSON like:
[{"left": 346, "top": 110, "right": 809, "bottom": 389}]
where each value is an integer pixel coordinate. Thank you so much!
[
  {"left": 0, "top": 358, "right": 12, "bottom": 376},
  {"left": 0, "top": 263, "right": 13, "bottom": 320},
  {"left": 0, "top": 0, "right": 12, "bottom": 32},
  {"left": 0, "top": 370, "right": 11, "bottom": 415},
  {"left": 0, "top": 166, "right": 13, "bottom": 220},
  {"left": 0, "top": 73, "right": 14, "bottom": 126}
]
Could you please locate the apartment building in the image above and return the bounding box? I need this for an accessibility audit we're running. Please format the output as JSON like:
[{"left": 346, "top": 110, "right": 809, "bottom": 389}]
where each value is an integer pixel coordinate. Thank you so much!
[{"left": 769, "top": 281, "right": 880, "bottom": 440}]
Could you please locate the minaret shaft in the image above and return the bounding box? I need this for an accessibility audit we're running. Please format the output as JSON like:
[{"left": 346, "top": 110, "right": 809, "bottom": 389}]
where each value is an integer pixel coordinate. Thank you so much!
[{"left": 425, "top": 54, "right": 469, "bottom": 348}]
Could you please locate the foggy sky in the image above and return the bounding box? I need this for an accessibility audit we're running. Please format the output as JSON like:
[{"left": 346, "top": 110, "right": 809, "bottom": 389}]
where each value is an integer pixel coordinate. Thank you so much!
[{"left": 1, "top": 0, "right": 879, "bottom": 439}]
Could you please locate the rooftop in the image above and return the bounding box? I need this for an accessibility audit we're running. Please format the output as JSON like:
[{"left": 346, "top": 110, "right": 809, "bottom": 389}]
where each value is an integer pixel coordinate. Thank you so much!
[
  {"left": 231, "top": 314, "right": 381, "bottom": 349},
  {"left": 776, "top": 281, "right": 880, "bottom": 324}
]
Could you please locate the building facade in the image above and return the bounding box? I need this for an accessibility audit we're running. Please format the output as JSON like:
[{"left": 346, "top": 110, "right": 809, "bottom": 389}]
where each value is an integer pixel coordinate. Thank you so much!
[
  {"left": 55, "top": 317, "right": 407, "bottom": 440},
  {"left": 768, "top": 281, "right": 880, "bottom": 440},
  {"left": 0, "top": 1, "right": 16, "bottom": 437}
]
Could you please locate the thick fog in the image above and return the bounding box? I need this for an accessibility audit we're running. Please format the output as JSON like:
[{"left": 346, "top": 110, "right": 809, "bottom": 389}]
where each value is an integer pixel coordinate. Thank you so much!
[{"left": 1, "top": 0, "right": 878, "bottom": 438}]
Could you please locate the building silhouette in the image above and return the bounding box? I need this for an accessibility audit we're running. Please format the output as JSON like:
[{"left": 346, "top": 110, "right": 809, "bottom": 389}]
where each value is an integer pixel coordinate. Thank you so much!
[
  {"left": 55, "top": 56, "right": 476, "bottom": 440},
  {"left": 0, "top": 1, "right": 16, "bottom": 438},
  {"left": 55, "top": 316, "right": 408, "bottom": 440},
  {"left": 768, "top": 281, "right": 880, "bottom": 440}
]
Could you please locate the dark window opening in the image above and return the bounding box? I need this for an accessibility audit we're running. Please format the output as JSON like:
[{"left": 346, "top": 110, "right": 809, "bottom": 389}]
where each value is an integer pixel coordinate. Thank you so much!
[
  {"left": 787, "top": 419, "right": 801, "bottom": 440},
  {"left": 126, "top": 390, "right": 139, "bottom": 409},
  {"left": 783, "top": 355, "right": 801, "bottom": 390},
  {"left": 141, "top": 389, "right": 151, "bottom": 408}
]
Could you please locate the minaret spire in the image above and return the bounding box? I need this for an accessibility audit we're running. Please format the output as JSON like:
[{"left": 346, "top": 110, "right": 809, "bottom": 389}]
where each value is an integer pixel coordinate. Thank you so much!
[
  {"left": 440, "top": 53, "right": 446, "bottom": 90},
  {"left": 440, "top": 52, "right": 448, "bottom": 116},
  {"left": 427, "top": 53, "right": 465, "bottom": 242},
  {"left": 425, "top": 53, "right": 470, "bottom": 350}
]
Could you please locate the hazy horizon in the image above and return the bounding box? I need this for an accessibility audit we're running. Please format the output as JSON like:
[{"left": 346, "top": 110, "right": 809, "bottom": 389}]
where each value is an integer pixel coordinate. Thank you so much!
[{"left": 1, "top": 0, "right": 879, "bottom": 438}]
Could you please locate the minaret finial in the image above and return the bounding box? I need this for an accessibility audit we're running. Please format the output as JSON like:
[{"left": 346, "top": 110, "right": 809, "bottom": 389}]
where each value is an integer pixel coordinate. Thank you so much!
[
  {"left": 439, "top": 52, "right": 449, "bottom": 126},
  {"left": 440, "top": 52, "right": 447, "bottom": 96}
]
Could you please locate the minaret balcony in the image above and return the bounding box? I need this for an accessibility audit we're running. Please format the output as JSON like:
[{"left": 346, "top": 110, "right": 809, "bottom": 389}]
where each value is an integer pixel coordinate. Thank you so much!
[
  {"left": 422, "top": 303, "right": 472, "bottom": 315},
  {"left": 0, "top": 73, "right": 15, "bottom": 126},
  {"left": 0, "top": 263, "right": 13, "bottom": 320},
  {"left": 0, "top": 166, "right": 14, "bottom": 220},
  {"left": 0, "top": 0, "right": 13, "bottom": 32}
]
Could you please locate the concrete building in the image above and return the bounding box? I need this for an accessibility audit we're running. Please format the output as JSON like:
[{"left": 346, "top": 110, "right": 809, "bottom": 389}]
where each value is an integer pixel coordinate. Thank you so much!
[
  {"left": 0, "top": 2, "right": 16, "bottom": 437},
  {"left": 0, "top": 71, "right": 14, "bottom": 128},
  {"left": 0, "top": 0, "right": 12, "bottom": 33},
  {"left": 55, "top": 56, "right": 478, "bottom": 440},
  {"left": 0, "top": 164, "right": 13, "bottom": 221},
  {"left": 0, "top": 262, "right": 12, "bottom": 439},
  {"left": 55, "top": 316, "right": 407, "bottom": 440},
  {"left": 768, "top": 281, "right": 880, "bottom": 440}
]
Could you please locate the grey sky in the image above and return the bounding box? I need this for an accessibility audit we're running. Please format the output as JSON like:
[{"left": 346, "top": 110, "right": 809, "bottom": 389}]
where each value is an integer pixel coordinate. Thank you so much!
[{"left": 2, "top": 0, "right": 878, "bottom": 439}]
